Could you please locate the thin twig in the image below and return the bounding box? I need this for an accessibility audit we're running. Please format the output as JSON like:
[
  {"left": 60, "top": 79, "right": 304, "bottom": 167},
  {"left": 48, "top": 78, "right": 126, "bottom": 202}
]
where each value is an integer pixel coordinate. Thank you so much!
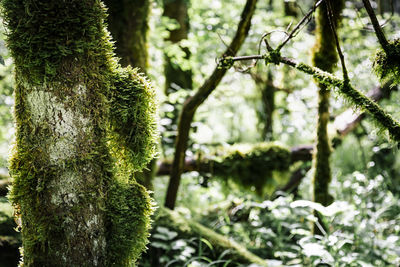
[
  {"left": 326, "top": 0, "right": 349, "bottom": 81},
  {"left": 276, "top": 0, "right": 324, "bottom": 51}
]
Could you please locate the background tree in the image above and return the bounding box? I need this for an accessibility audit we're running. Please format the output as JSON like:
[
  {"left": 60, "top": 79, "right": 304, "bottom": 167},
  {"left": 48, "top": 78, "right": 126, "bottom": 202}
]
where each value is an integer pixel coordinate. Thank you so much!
[
  {"left": 311, "top": 0, "right": 344, "bottom": 233},
  {"left": 103, "top": 0, "right": 151, "bottom": 71}
]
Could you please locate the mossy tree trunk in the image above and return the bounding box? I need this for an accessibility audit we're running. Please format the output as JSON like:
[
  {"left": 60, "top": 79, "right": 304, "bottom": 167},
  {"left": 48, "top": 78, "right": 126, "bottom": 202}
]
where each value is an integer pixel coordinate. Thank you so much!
[
  {"left": 255, "top": 69, "right": 275, "bottom": 141},
  {"left": 103, "top": 0, "right": 150, "bottom": 71},
  {"left": 2, "top": 0, "right": 157, "bottom": 265},
  {"left": 311, "top": 0, "right": 343, "bottom": 234}
]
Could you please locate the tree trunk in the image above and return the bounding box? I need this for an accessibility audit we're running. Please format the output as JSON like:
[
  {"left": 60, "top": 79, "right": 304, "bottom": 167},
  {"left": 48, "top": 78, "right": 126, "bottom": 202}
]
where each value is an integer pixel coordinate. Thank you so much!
[
  {"left": 311, "top": 0, "right": 344, "bottom": 234},
  {"left": 256, "top": 69, "right": 276, "bottom": 141},
  {"left": 162, "top": 0, "right": 193, "bottom": 153},
  {"left": 2, "top": 0, "right": 157, "bottom": 265},
  {"left": 103, "top": 0, "right": 151, "bottom": 71},
  {"left": 163, "top": 0, "right": 193, "bottom": 95},
  {"left": 165, "top": 0, "right": 258, "bottom": 210}
]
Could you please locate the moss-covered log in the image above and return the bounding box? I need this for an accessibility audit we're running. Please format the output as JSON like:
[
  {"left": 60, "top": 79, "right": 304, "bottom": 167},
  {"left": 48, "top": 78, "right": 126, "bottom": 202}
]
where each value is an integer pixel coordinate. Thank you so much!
[
  {"left": 103, "top": 0, "right": 151, "bottom": 71},
  {"left": 1, "top": 0, "right": 157, "bottom": 265},
  {"left": 155, "top": 207, "right": 269, "bottom": 266}
]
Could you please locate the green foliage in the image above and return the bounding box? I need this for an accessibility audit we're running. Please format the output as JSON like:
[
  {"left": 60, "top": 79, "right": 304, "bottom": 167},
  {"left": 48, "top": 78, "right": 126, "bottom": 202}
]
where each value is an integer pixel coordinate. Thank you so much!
[
  {"left": 373, "top": 39, "right": 400, "bottom": 85},
  {"left": 212, "top": 143, "right": 291, "bottom": 196}
]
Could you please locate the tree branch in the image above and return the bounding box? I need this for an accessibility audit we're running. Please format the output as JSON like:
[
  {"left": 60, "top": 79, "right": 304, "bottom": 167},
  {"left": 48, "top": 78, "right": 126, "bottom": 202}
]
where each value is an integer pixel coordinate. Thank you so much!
[
  {"left": 362, "top": 0, "right": 390, "bottom": 52},
  {"left": 225, "top": 53, "right": 400, "bottom": 141}
]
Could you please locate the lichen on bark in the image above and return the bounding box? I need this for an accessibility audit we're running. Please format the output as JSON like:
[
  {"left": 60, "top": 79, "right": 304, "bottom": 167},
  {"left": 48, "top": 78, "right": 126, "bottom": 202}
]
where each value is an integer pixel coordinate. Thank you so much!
[{"left": 1, "top": 0, "right": 158, "bottom": 265}]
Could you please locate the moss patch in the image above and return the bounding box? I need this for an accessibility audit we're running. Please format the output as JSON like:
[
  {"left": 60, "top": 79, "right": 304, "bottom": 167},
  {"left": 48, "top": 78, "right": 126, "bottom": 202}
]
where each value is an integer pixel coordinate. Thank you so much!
[
  {"left": 210, "top": 142, "right": 291, "bottom": 196},
  {"left": 373, "top": 39, "right": 400, "bottom": 85}
]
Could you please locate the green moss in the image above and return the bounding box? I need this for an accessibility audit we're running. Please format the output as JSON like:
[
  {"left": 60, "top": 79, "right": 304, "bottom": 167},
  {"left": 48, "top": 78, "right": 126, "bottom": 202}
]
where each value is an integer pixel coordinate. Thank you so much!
[
  {"left": 373, "top": 39, "right": 400, "bottom": 85},
  {"left": 2, "top": 0, "right": 158, "bottom": 265},
  {"left": 106, "top": 179, "right": 155, "bottom": 266},
  {"left": 211, "top": 142, "right": 291, "bottom": 196},
  {"left": 109, "top": 66, "right": 158, "bottom": 172}
]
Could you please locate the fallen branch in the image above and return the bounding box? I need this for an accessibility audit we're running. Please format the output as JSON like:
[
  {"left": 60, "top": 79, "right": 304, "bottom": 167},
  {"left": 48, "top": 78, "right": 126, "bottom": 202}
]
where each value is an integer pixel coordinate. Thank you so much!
[{"left": 155, "top": 207, "right": 269, "bottom": 266}]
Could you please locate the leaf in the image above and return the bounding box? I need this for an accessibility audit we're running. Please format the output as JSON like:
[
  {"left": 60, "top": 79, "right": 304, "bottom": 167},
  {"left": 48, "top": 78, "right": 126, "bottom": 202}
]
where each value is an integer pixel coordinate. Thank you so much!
[
  {"left": 156, "top": 226, "right": 178, "bottom": 240},
  {"left": 290, "top": 200, "right": 349, "bottom": 217}
]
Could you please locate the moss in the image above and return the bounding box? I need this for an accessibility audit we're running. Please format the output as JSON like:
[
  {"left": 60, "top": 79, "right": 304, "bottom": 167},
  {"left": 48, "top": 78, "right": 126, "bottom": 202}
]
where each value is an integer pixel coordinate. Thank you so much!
[
  {"left": 373, "top": 38, "right": 400, "bottom": 85},
  {"left": 217, "top": 56, "right": 235, "bottom": 69},
  {"left": 2, "top": 0, "right": 158, "bottom": 265},
  {"left": 210, "top": 142, "right": 291, "bottom": 196},
  {"left": 106, "top": 179, "right": 155, "bottom": 266},
  {"left": 109, "top": 66, "right": 158, "bottom": 173}
]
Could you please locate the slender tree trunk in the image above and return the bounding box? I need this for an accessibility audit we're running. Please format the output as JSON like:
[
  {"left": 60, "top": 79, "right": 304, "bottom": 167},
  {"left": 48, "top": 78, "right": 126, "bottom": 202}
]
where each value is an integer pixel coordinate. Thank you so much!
[
  {"left": 162, "top": 0, "right": 193, "bottom": 153},
  {"left": 165, "top": 0, "right": 258, "bottom": 209},
  {"left": 311, "top": 0, "right": 344, "bottom": 234},
  {"left": 103, "top": 0, "right": 151, "bottom": 71},
  {"left": 256, "top": 69, "right": 275, "bottom": 141},
  {"left": 2, "top": 0, "right": 157, "bottom": 265}
]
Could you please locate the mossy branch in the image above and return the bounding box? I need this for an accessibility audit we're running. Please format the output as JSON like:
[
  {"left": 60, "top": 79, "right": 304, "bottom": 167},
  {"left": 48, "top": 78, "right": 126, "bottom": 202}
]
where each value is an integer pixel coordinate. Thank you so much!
[
  {"left": 155, "top": 207, "right": 269, "bottom": 266},
  {"left": 221, "top": 53, "right": 400, "bottom": 141}
]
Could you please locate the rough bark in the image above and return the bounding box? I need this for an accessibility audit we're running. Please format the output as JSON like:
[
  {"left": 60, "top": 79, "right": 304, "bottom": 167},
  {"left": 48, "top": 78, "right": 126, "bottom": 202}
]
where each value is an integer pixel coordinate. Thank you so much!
[
  {"left": 2, "top": 1, "right": 157, "bottom": 265},
  {"left": 165, "top": 0, "right": 258, "bottom": 210},
  {"left": 103, "top": 0, "right": 150, "bottom": 71},
  {"left": 311, "top": 0, "right": 344, "bottom": 234}
]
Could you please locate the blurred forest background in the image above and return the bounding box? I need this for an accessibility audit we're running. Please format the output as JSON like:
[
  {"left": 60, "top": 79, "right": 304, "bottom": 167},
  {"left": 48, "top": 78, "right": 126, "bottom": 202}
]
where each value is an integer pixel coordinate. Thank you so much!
[{"left": 1, "top": 0, "right": 400, "bottom": 266}]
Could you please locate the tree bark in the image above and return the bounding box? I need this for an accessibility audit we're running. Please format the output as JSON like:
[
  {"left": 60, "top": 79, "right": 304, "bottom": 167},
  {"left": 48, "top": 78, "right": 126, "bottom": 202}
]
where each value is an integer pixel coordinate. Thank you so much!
[
  {"left": 255, "top": 69, "right": 276, "bottom": 141},
  {"left": 165, "top": 0, "right": 258, "bottom": 209},
  {"left": 2, "top": 1, "right": 157, "bottom": 265}
]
